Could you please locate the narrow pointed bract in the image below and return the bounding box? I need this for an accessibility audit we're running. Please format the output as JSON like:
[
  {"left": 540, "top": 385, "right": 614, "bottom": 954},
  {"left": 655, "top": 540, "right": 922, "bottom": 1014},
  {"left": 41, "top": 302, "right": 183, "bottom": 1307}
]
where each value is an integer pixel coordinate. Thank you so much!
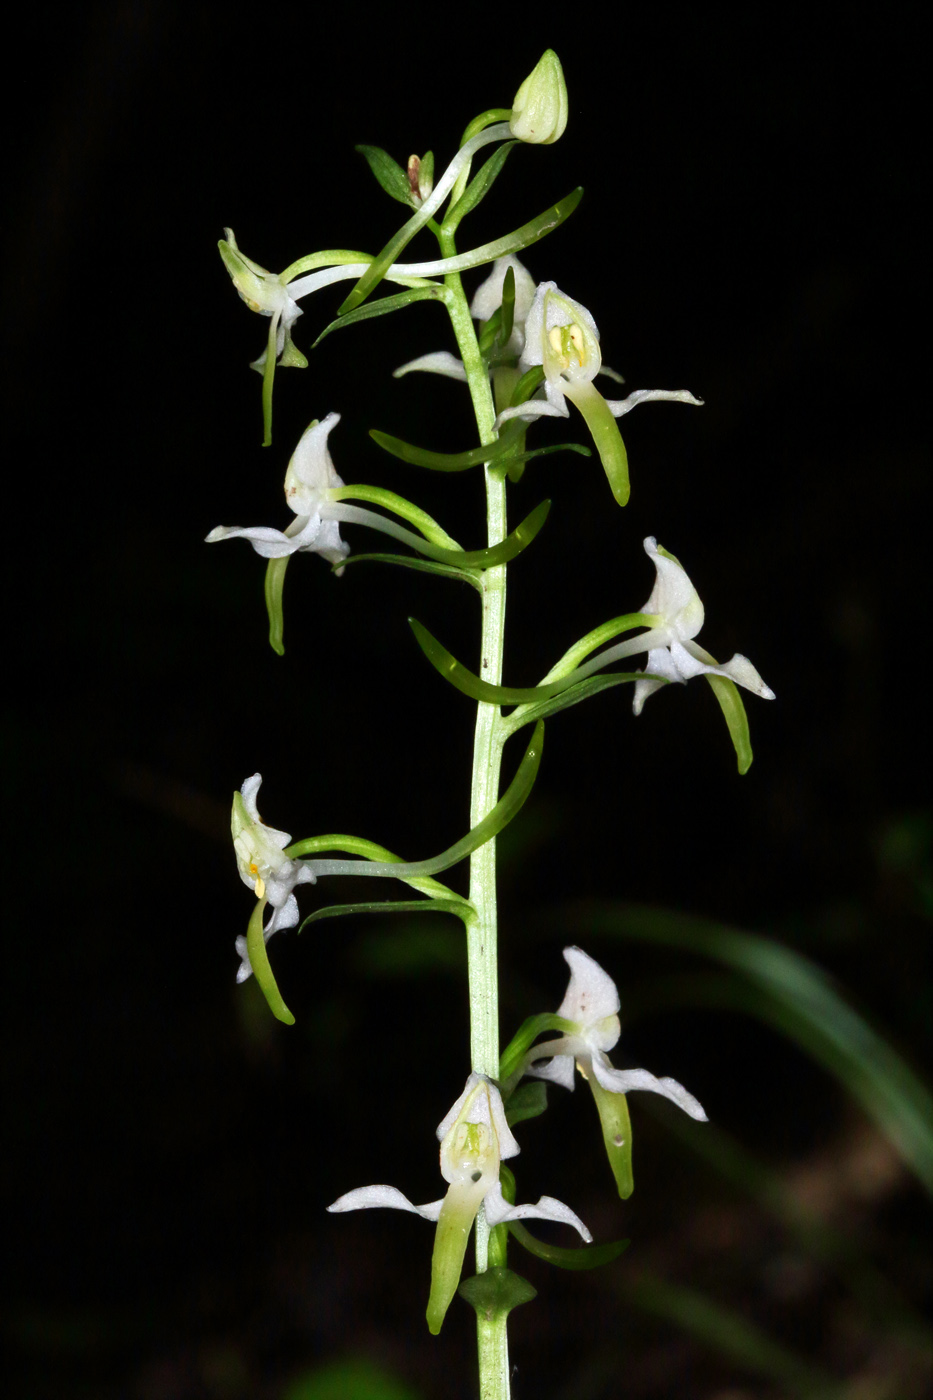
[{"left": 327, "top": 1073, "right": 591, "bottom": 1334}]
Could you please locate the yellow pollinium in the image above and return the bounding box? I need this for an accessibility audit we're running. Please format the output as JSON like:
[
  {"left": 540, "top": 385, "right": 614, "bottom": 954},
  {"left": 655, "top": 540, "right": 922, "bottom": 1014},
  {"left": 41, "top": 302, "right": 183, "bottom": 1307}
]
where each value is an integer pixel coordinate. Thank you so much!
[{"left": 548, "top": 322, "right": 587, "bottom": 370}]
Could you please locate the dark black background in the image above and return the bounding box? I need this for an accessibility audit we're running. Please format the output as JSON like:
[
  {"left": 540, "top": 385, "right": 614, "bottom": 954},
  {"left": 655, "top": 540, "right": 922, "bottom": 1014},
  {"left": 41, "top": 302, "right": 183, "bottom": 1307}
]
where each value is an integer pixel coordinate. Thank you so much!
[{"left": 4, "top": 5, "right": 929, "bottom": 1398}]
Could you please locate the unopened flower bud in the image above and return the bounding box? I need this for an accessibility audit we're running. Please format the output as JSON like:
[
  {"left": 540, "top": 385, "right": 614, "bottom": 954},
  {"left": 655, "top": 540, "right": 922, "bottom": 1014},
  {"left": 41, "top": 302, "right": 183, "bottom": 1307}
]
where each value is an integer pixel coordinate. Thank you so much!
[{"left": 510, "top": 50, "right": 568, "bottom": 145}]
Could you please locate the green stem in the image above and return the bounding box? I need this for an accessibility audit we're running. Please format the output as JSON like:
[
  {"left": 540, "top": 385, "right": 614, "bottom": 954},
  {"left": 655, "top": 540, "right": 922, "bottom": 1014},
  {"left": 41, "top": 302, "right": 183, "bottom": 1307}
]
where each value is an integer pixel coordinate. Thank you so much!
[{"left": 440, "top": 228, "right": 511, "bottom": 1398}]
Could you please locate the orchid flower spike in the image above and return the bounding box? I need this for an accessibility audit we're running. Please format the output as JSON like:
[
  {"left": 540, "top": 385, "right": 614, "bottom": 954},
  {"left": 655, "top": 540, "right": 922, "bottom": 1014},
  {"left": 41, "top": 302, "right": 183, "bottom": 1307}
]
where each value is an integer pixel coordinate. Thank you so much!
[
  {"left": 525, "top": 947, "right": 707, "bottom": 1197},
  {"left": 328, "top": 1072, "right": 591, "bottom": 1334},
  {"left": 495, "top": 281, "right": 703, "bottom": 505},
  {"left": 230, "top": 774, "right": 315, "bottom": 984},
  {"left": 393, "top": 255, "right": 538, "bottom": 382},
  {"left": 206, "top": 413, "right": 350, "bottom": 571}
]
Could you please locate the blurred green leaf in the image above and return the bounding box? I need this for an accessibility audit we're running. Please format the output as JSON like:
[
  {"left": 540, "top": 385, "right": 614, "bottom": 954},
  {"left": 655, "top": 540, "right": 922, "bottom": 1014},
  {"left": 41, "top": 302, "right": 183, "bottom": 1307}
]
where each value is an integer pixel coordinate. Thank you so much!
[
  {"left": 282, "top": 1356, "right": 421, "bottom": 1400},
  {"left": 622, "top": 1272, "right": 844, "bottom": 1398}
]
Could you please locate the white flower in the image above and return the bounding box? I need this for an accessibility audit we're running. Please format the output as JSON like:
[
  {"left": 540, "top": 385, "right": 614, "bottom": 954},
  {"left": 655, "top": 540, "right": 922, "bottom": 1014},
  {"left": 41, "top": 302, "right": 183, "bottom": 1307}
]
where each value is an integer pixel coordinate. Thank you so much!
[
  {"left": 623, "top": 537, "right": 775, "bottom": 714},
  {"left": 230, "top": 774, "right": 315, "bottom": 983},
  {"left": 494, "top": 283, "right": 702, "bottom": 505},
  {"left": 328, "top": 1072, "right": 591, "bottom": 1334},
  {"left": 219, "top": 229, "right": 307, "bottom": 373},
  {"left": 508, "top": 282, "right": 703, "bottom": 424},
  {"left": 206, "top": 413, "right": 349, "bottom": 570},
  {"left": 525, "top": 948, "right": 706, "bottom": 1198},
  {"left": 527, "top": 948, "right": 707, "bottom": 1113}
]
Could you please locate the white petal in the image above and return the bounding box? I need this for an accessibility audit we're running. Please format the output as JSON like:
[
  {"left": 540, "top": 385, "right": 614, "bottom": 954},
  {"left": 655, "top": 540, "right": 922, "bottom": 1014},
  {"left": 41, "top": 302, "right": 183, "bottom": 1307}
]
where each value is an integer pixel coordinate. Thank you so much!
[
  {"left": 263, "top": 893, "right": 299, "bottom": 935},
  {"left": 234, "top": 933, "right": 255, "bottom": 983},
  {"left": 326, "top": 1184, "right": 444, "bottom": 1221},
  {"left": 631, "top": 671, "right": 670, "bottom": 716},
  {"left": 558, "top": 947, "right": 621, "bottom": 1030},
  {"left": 487, "top": 1081, "right": 520, "bottom": 1161},
  {"left": 524, "top": 1052, "right": 576, "bottom": 1091},
  {"left": 205, "top": 523, "right": 300, "bottom": 559},
  {"left": 483, "top": 1181, "right": 592, "bottom": 1242},
  {"left": 435, "top": 1074, "right": 518, "bottom": 1160},
  {"left": 392, "top": 351, "right": 467, "bottom": 381},
  {"left": 640, "top": 538, "right": 705, "bottom": 640},
  {"left": 239, "top": 774, "right": 265, "bottom": 823},
  {"left": 284, "top": 413, "right": 344, "bottom": 512},
  {"left": 591, "top": 1059, "right": 708, "bottom": 1121},
  {"left": 469, "top": 255, "right": 537, "bottom": 353},
  {"left": 606, "top": 388, "right": 704, "bottom": 418},
  {"left": 493, "top": 399, "right": 567, "bottom": 432},
  {"left": 679, "top": 641, "right": 775, "bottom": 699}
]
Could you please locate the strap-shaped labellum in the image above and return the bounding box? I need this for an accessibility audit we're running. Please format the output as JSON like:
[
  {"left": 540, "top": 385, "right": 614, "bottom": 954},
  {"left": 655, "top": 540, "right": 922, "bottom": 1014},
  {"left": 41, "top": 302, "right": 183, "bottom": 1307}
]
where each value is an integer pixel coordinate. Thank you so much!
[
  {"left": 245, "top": 899, "right": 295, "bottom": 1025},
  {"left": 410, "top": 620, "right": 643, "bottom": 708},
  {"left": 314, "top": 284, "right": 449, "bottom": 347},
  {"left": 508, "top": 1221, "right": 630, "bottom": 1271},
  {"left": 298, "top": 721, "right": 544, "bottom": 881},
  {"left": 704, "top": 673, "right": 754, "bottom": 774},
  {"left": 264, "top": 556, "right": 289, "bottom": 655}
]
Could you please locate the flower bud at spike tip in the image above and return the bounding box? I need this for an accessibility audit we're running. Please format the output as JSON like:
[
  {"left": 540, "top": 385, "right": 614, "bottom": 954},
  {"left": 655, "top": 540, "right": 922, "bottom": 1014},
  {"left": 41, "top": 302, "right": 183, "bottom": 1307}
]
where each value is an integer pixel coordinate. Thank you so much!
[{"left": 510, "top": 51, "right": 568, "bottom": 145}]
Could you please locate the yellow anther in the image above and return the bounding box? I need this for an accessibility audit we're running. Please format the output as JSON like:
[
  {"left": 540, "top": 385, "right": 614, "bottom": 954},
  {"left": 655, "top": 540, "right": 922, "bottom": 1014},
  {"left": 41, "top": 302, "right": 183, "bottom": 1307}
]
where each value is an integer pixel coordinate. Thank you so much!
[{"left": 548, "top": 323, "right": 586, "bottom": 371}]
